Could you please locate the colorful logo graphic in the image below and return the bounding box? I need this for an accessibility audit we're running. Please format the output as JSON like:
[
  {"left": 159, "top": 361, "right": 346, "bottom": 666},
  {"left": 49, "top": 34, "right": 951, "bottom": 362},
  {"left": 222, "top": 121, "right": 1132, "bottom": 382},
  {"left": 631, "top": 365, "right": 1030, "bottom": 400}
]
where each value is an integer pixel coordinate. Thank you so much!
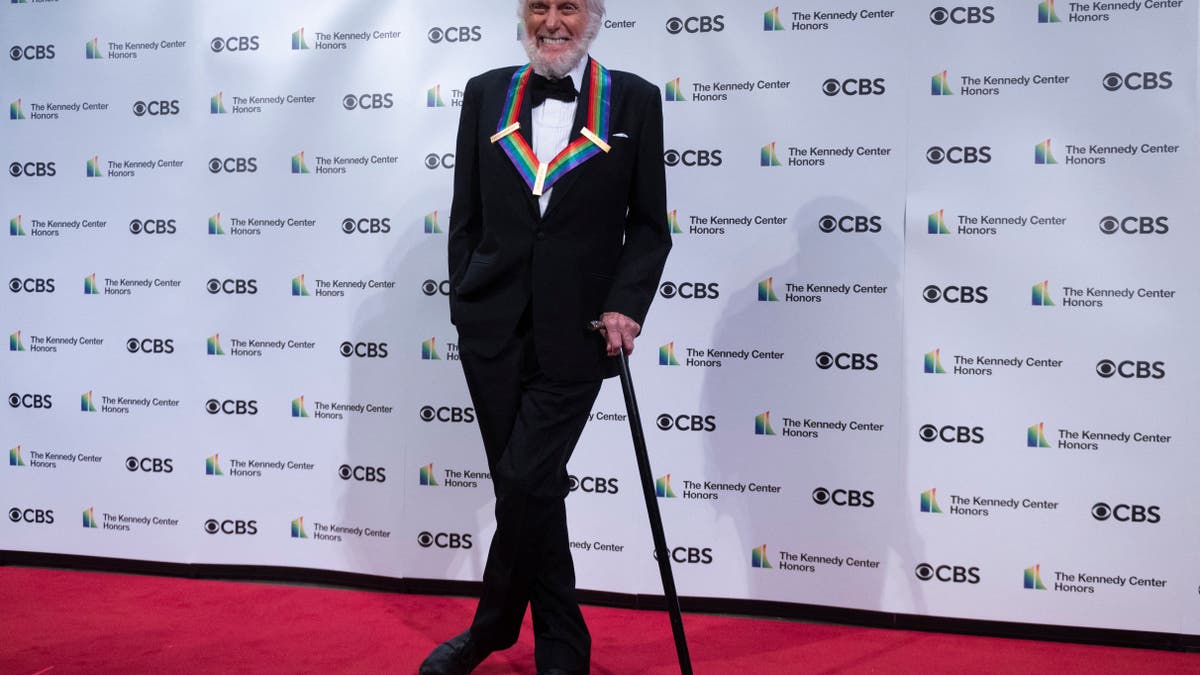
[
  {"left": 210, "top": 92, "right": 226, "bottom": 115},
  {"left": 755, "top": 411, "right": 775, "bottom": 436},
  {"left": 84, "top": 273, "right": 99, "bottom": 295},
  {"left": 291, "top": 516, "right": 308, "bottom": 538},
  {"left": 10, "top": 330, "right": 25, "bottom": 352},
  {"left": 207, "top": 333, "right": 224, "bottom": 356},
  {"left": 291, "top": 274, "right": 310, "bottom": 297},
  {"left": 1035, "top": 138, "right": 1057, "bottom": 165},
  {"left": 85, "top": 38, "right": 103, "bottom": 60},
  {"left": 924, "top": 349, "right": 946, "bottom": 374},
  {"left": 83, "top": 507, "right": 98, "bottom": 528},
  {"left": 758, "top": 277, "right": 779, "bottom": 302},
  {"left": 81, "top": 390, "right": 96, "bottom": 412},
  {"left": 931, "top": 70, "right": 953, "bottom": 96},
  {"left": 291, "top": 151, "right": 309, "bottom": 174},
  {"left": 920, "top": 488, "right": 943, "bottom": 514},
  {"left": 291, "top": 396, "right": 309, "bottom": 418},
  {"left": 10, "top": 99, "right": 25, "bottom": 120},
  {"left": 764, "top": 7, "right": 785, "bottom": 31},
  {"left": 760, "top": 142, "right": 782, "bottom": 167},
  {"left": 1032, "top": 280, "right": 1055, "bottom": 306},
  {"left": 427, "top": 85, "right": 446, "bottom": 108},
  {"left": 421, "top": 338, "right": 440, "bottom": 360},
  {"left": 205, "top": 453, "right": 224, "bottom": 476},
  {"left": 10, "top": 445, "right": 25, "bottom": 467},
  {"left": 11, "top": 215, "right": 25, "bottom": 236},
  {"left": 424, "top": 211, "right": 443, "bottom": 234},
  {"left": 659, "top": 342, "right": 680, "bottom": 366},
  {"left": 1027, "top": 422, "right": 1051, "bottom": 448},
  {"left": 419, "top": 463, "right": 438, "bottom": 486},
  {"left": 86, "top": 155, "right": 103, "bottom": 178},
  {"left": 292, "top": 28, "right": 310, "bottom": 50},
  {"left": 1038, "top": 1, "right": 1062, "bottom": 23},
  {"left": 208, "top": 213, "right": 224, "bottom": 235},
  {"left": 655, "top": 474, "right": 676, "bottom": 498},
  {"left": 928, "top": 209, "right": 950, "bottom": 234},
  {"left": 751, "top": 544, "right": 773, "bottom": 569},
  {"left": 667, "top": 209, "right": 682, "bottom": 234},
  {"left": 1024, "top": 564, "right": 1048, "bottom": 589},
  {"left": 665, "top": 78, "right": 686, "bottom": 102}
]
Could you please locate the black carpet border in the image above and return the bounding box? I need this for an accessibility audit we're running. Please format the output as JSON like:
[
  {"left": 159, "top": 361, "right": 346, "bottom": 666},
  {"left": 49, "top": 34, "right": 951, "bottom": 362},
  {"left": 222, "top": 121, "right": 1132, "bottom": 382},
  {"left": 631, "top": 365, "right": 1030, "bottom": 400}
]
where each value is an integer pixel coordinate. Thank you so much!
[{"left": 2, "top": 550, "right": 1195, "bottom": 653}]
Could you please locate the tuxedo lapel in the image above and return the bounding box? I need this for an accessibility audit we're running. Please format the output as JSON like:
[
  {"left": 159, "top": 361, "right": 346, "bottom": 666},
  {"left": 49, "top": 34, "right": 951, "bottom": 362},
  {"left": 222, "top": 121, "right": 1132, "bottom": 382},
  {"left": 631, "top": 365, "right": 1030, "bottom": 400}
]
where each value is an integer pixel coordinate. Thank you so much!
[
  {"left": 542, "top": 58, "right": 595, "bottom": 221},
  {"left": 516, "top": 79, "right": 539, "bottom": 220}
]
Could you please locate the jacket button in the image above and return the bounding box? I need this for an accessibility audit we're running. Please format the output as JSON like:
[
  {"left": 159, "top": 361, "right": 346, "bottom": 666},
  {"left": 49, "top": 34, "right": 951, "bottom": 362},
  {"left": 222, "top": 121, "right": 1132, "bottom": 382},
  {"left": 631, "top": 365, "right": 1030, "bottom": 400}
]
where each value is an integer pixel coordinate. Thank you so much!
[{"left": 535, "top": 230, "right": 546, "bottom": 240}]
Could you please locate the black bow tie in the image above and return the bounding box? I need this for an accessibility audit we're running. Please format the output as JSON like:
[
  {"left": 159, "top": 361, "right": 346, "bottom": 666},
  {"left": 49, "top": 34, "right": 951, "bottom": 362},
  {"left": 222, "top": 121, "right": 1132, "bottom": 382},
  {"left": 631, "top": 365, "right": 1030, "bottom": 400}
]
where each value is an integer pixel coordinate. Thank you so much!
[{"left": 529, "top": 74, "right": 577, "bottom": 107}]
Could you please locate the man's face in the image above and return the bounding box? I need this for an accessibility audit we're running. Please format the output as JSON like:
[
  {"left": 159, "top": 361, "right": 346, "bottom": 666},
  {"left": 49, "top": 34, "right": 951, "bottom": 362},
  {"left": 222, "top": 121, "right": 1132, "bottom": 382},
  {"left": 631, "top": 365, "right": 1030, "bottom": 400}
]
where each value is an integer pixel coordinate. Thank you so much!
[{"left": 522, "top": 0, "right": 593, "bottom": 78}]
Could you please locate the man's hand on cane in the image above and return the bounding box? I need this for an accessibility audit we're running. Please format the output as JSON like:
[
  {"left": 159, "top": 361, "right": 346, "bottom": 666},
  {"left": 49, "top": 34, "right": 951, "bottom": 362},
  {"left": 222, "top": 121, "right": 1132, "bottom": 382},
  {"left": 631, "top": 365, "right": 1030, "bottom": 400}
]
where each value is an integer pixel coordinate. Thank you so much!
[{"left": 597, "top": 311, "right": 640, "bottom": 356}]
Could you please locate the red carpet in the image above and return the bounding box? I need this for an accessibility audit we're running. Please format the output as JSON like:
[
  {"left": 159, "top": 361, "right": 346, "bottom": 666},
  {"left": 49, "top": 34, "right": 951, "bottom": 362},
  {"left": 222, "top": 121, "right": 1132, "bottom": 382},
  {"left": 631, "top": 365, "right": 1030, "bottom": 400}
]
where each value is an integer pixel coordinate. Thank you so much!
[{"left": 1, "top": 567, "right": 1195, "bottom": 674}]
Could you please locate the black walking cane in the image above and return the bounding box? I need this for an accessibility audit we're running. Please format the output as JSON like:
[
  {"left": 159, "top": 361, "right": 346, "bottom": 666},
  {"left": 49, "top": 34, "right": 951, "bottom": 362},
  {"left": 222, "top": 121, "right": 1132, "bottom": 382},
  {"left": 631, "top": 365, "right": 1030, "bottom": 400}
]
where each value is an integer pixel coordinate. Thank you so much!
[{"left": 590, "top": 321, "right": 693, "bottom": 675}]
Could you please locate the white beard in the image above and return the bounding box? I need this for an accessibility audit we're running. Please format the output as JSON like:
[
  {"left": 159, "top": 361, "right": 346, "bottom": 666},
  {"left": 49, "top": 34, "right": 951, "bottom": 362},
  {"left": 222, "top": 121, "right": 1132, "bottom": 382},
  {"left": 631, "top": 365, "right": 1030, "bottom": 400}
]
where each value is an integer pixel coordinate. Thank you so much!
[{"left": 521, "top": 20, "right": 598, "bottom": 78}]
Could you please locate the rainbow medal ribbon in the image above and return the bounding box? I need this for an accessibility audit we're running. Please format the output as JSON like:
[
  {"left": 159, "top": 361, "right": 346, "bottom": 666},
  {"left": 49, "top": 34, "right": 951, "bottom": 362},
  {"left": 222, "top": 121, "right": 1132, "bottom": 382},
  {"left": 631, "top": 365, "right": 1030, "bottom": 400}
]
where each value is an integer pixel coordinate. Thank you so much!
[{"left": 491, "top": 59, "right": 612, "bottom": 197}]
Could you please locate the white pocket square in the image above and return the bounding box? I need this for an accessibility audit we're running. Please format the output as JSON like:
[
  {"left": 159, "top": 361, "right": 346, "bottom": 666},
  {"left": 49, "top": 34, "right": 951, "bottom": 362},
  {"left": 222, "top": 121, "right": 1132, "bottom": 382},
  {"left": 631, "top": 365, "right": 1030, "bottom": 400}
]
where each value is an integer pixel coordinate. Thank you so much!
[{"left": 613, "top": 132, "right": 630, "bottom": 138}]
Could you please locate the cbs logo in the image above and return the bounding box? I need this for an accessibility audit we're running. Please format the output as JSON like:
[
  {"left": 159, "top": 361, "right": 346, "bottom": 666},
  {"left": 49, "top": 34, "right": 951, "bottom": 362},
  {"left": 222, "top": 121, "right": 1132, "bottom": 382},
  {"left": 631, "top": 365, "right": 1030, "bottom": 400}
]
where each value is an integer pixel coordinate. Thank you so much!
[
  {"left": 815, "top": 352, "right": 878, "bottom": 371},
  {"left": 130, "top": 219, "right": 177, "bottom": 235},
  {"left": 206, "top": 278, "right": 258, "bottom": 294},
  {"left": 811, "top": 487, "right": 875, "bottom": 508},
  {"left": 418, "top": 531, "right": 473, "bottom": 549},
  {"left": 425, "top": 153, "right": 455, "bottom": 170},
  {"left": 9, "top": 393, "right": 52, "bottom": 409},
  {"left": 1095, "top": 359, "right": 1165, "bottom": 380},
  {"left": 342, "top": 217, "right": 392, "bottom": 234},
  {"left": 929, "top": 6, "right": 994, "bottom": 24},
  {"left": 208, "top": 157, "right": 258, "bottom": 173},
  {"left": 663, "top": 149, "right": 723, "bottom": 167},
  {"left": 342, "top": 93, "right": 394, "bottom": 110},
  {"left": 8, "top": 507, "right": 54, "bottom": 524},
  {"left": 204, "top": 518, "right": 258, "bottom": 534},
  {"left": 9, "top": 162, "right": 57, "bottom": 178},
  {"left": 9, "top": 277, "right": 55, "bottom": 293},
  {"left": 656, "top": 413, "right": 717, "bottom": 432},
  {"left": 132, "top": 100, "right": 180, "bottom": 117},
  {"left": 9, "top": 44, "right": 56, "bottom": 61},
  {"left": 926, "top": 145, "right": 991, "bottom": 165},
  {"left": 1099, "top": 216, "right": 1168, "bottom": 235},
  {"left": 654, "top": 546, "right": 714, "bottom": 564},
  {"left": 428, "top": 26, "right": 482, "bottom": 43},
  {"left": 419, "top": 405, "right": 476, "bottom": 423},
  {"left": 205, "top": 398, "right": 259, "bottom": 415},
  {"left": 822, "top": 78, "right": 886, "bottom": 96},
  {"left": 922, "top": 284, "right": 988, "bottom": 304},
  {"left": 340, "top": 341, "right": 388, "bottom": 358},
  {"left": 125, "top": 456, "right": 174, "bottom": 473},
  {"left": 915, "top": 563, "right": 981, "bottom": 583},
  {"left": 569, "top": 475, "right": 619, "bottom": 494},
  {"left": 819, "top": 215, "right": 881, "bottom": 233},
  {"left": 126, "top": 338, "right": 175, "bottom": 354},
  {"left": 1103, "top": 71, "right": 1172, "bottom": 92},
  {"left": 210, "top": 36, "right": 260, "bottom": 52},
  {"left": 918, "top": 424, "right": 984, "bottom": 444},
  {"left": 665, "top": 16, "right": 725, "bottom": 34},
  {"left": 1091, "top": 502, "right": 1160, "bottom": 523},
  {"left": 339, "top": 464, "right": 386, "bottom": 482},
  {"left": 659, "top": 281, "right": 719, "bottom": 300},
  {"left": 422, "top": 279, "right": 451, "bottom": 296}
]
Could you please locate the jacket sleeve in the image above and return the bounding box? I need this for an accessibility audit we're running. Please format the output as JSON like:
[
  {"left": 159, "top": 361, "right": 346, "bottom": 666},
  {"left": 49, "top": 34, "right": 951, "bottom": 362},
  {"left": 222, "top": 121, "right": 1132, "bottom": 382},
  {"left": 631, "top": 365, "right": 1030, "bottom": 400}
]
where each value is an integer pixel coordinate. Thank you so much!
[
  {"left": 602, "top": 85, "right": 672, "bottom": 328},
  {"left": 447, "top": 76, "right": 484, "bottom": 324}
]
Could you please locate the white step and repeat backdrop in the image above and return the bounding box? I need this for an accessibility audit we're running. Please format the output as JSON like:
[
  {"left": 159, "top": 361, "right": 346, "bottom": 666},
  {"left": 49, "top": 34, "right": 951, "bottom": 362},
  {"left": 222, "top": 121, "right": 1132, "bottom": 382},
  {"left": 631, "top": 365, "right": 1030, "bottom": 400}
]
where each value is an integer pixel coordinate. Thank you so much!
[{"left": 3, "top": 1, "right": 1198, "bottom": 637}]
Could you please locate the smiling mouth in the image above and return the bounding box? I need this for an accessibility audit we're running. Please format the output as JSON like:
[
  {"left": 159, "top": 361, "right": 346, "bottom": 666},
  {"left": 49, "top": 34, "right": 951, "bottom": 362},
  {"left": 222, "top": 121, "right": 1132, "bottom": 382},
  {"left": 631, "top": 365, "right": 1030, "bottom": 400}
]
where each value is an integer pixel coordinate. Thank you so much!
[{"left": 539, "top": 36, "right": 570, "bottom": 45}]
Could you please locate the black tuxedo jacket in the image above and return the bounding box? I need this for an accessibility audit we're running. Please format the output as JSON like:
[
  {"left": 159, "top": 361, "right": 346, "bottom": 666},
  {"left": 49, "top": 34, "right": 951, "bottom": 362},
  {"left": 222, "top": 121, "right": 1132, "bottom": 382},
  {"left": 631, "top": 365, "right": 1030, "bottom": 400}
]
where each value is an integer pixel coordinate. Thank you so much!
[{"left": 448, "top": 60, "right": 671, "bottom": 381}]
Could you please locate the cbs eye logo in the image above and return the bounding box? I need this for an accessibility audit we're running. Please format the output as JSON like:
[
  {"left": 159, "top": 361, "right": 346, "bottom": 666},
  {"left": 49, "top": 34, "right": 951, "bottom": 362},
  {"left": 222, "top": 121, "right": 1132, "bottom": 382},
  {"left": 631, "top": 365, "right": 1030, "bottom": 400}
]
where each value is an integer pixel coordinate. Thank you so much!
[
  {"left": 1102, "top": 71, "right": 1172, "bottom": 92},
  {"left": 922, "top": 284, "right": 988, "bottom": 304},
  {"left": 665, "top": 16, "right": 725, "bottom": 34},
  {"left": 422, "top": 279, "right": 450, "bottom": 296},
  {"left": 1099, "top": 216, "right": 1169, "bottom": 235},
  {"left": 928, "top": 6, "right": 994, "bottom": 25},
  {"left": 425, "top": 153, "right": 454, "bottom": 170},
  {"left": 926, "top": 145, "right": 991, "bottom": 165},
  {"left": 1091, "top": 502, "right": 1160, "bottom": 523},
  {"left": 1095, "top": 359, "right": 1165, "bottom": 379}
]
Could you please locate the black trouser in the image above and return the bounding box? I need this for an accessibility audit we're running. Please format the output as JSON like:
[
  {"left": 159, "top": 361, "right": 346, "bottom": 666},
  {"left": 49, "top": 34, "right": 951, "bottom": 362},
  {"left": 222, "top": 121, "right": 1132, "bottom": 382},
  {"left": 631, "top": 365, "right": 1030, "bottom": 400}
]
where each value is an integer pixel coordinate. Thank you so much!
[{"left": 457, "top": 314, "right": 602, "bottom": 674}]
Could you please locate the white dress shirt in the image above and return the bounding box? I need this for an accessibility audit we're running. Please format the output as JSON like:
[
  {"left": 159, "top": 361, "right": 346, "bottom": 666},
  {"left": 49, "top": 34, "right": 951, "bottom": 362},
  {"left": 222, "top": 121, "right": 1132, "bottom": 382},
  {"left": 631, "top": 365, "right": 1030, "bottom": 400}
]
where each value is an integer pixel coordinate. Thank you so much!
[{"left": 531, "top": 57, "right": 588, "bottom": 216}]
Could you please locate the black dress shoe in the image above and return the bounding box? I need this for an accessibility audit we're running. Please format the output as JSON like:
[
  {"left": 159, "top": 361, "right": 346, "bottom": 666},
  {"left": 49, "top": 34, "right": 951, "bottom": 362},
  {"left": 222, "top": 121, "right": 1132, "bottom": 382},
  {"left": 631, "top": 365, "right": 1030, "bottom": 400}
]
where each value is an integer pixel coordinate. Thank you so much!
[{"left": 419, "top": 630, "right": 491, "bottom": 675}]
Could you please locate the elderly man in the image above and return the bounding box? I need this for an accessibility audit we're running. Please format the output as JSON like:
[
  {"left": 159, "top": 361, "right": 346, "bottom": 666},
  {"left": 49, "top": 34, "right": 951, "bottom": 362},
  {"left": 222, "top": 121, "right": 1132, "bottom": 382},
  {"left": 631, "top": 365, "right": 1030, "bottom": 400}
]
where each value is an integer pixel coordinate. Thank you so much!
[{"left": 419, "top": 1, "right": 670, "bottom": 674}]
